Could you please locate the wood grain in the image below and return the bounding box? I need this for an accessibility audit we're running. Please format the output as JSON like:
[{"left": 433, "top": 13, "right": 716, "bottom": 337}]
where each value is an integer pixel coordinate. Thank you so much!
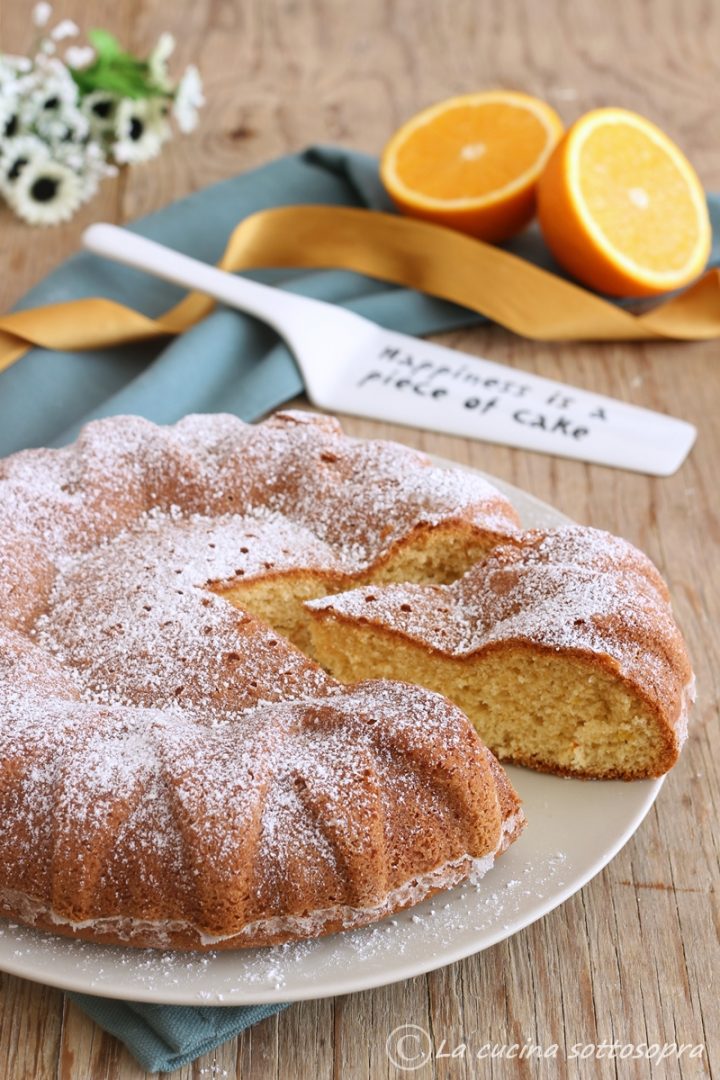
[{"left": 0, "top": 0, "right": 718, "bottom": 1076}]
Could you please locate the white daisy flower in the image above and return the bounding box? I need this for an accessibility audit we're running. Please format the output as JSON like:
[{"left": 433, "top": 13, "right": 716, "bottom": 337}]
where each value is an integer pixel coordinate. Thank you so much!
[
  {"left": 51, "top": 19, "right": 79, "bottom": 41},
  {"left": 172, "top": 65, "right": 204, "bottom": 133},
  {"left": 1, "top": 22, "right": 203, "bottom": 225},
  {"left": 5, "top": 157, "right": 82, "bottom": 225},
  {"left": 0, "top": 134, "right": 49, "bottom": 195},
  {"left": 148, "top": 32, "right": 176, "bottom": 92},
  {"left": 32, "top": 1, "right": 53, "bottom": 28},
  {"left": 111, "top": 98, "right": 170, "bottom": 164},
  {"left": 80, "top": 90, "right": 119, "bottom": 139}
]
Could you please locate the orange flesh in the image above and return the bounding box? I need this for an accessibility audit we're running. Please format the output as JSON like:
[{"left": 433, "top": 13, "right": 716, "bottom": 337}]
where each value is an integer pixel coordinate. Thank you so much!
[
  {"left": 577, "top": 124, "right": 702, "bottom": 272},
  {"left": 393, "top": 103, "right": 552, "bottom": 201}
]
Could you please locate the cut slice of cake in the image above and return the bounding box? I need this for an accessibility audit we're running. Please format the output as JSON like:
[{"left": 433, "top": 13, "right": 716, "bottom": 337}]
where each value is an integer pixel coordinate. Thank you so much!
[{"left": 306, "top": 527, "right": 694, "bottom": 780}]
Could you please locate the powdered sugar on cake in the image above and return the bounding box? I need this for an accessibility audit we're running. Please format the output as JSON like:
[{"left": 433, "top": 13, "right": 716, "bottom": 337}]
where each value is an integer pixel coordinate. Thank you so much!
[
  {"left": 0, "top": 411, "right": 525, "bottom": 949},
  {"left": 0, "top": 410, "right": 518, "bottom": 606}
]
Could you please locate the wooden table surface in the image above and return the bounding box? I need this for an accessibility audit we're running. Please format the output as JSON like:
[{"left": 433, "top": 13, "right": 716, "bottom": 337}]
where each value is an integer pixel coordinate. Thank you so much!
[{"left": 0, "top": 0, "right": 718, "bottom": 1077}]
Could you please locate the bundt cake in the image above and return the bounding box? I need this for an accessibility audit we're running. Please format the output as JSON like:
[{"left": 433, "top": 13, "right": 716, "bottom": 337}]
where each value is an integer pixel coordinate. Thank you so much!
[
  {"left": 306, "top": 528, "right": 694, "bottom": 780},
  {"left": 0, "top": 410, "right": 525, "bottom": 950}
]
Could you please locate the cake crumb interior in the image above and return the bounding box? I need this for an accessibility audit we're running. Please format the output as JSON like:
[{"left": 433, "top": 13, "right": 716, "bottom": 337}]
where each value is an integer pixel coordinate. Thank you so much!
[{"left": 306, "top": 621, "right": 668, "bottom": 779}]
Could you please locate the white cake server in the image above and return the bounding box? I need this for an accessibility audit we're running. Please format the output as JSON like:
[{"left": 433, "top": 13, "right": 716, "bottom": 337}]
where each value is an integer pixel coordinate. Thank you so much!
[{"left": 82, "top": 223, "right": 696, "bottom": 475}]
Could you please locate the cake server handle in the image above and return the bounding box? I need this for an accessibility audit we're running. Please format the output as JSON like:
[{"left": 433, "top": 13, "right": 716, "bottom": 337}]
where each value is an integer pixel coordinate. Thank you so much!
[{"left": 82, "top": 221, "right": 379, "bottom": 379}]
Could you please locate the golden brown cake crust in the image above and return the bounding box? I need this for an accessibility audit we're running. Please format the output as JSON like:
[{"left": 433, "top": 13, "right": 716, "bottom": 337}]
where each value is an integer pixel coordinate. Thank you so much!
[{"left": 0, "top": 410, "right": 524, "bottom": 950}]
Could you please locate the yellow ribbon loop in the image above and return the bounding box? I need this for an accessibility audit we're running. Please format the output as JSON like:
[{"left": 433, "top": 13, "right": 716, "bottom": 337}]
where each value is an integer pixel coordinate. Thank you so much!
[{"left": 2, "top": 205, "right": 720, "bottom": 375}]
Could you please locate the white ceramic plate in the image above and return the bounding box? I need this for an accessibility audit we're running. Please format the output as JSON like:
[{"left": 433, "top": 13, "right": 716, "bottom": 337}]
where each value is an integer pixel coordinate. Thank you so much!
[{"left": 0, "top": 467, "right": 662, "bottom": 1005}]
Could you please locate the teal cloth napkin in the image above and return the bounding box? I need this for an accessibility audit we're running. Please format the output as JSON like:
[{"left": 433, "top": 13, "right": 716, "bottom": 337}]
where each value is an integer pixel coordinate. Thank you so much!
[
  {"left": 3, "top": 146, "right": 720, "bottom": 1075},
  {"left": 68, "top": 995, "right": 288, "bottom": 1073}
]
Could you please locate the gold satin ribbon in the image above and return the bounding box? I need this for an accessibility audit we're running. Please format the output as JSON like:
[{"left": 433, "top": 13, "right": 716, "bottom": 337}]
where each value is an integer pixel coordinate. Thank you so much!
[{"left": 2, "top": 204, "right": 720, "bottom": 374}]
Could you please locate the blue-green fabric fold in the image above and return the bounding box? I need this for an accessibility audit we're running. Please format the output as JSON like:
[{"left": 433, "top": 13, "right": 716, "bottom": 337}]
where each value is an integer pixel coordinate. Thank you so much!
[{"left": 68, "top": 994, "right": 289, "bottom": 1073}]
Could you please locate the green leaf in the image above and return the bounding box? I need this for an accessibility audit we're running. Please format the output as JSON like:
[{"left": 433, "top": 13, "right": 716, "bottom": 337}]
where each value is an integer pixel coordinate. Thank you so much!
[
  {"left": 69, "top": 67, "right": 96, "bottom": 94},
  {"left": 71, "top": 52, "right": 169, "bottom": 101},
  {"left": 70, "top": 28, "right": 174, "bottom": 102},
  {"left": 87, "top": 28, "right": 123, "bottom": 62}
]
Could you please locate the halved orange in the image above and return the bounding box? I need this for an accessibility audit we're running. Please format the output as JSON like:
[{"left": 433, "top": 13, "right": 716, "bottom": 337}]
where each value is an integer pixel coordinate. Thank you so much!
[
  {"left": 537, "top": 108, "right": 711, "bottom": 297},
  {"left": 380, "top": 91, "right": 564, "bottom": 242}
]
